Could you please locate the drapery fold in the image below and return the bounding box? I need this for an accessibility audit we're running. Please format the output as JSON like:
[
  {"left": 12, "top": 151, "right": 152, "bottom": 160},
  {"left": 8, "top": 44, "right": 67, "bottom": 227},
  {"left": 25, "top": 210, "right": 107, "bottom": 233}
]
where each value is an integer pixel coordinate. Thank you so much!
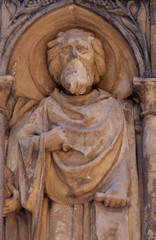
[{"left": 6, "top": 88, "right": 130, "bottom": 239}]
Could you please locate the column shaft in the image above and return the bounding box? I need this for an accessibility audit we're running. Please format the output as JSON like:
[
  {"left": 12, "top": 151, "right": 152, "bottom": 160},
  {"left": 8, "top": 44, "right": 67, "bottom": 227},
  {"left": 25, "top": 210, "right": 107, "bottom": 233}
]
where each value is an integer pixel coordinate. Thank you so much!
[
  {"left": 142, "top": 115, "right": 156, "bottom": 239},
  {"left": 0, "top": 113, "right": 5, "bottom": 240},
  {"left": 133, "top": 78, "right": 156, "bottom": 240}
]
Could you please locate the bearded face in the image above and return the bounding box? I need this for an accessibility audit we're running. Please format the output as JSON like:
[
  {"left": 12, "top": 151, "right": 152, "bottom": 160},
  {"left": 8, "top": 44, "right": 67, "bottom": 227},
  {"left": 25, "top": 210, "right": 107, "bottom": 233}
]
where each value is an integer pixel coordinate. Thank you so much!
[
  {"left": 60, "top": 38, "right": 95, "bottom": 95},
  {"left": 47, "top": 29, "right": 106, "bottom": 95}
]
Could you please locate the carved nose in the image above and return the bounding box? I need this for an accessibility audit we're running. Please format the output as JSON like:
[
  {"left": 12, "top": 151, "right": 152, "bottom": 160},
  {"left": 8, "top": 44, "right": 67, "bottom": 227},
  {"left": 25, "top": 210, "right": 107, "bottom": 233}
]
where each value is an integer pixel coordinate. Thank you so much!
[{"left": 72, "top": 48, "right": 77, "bottom": 57}]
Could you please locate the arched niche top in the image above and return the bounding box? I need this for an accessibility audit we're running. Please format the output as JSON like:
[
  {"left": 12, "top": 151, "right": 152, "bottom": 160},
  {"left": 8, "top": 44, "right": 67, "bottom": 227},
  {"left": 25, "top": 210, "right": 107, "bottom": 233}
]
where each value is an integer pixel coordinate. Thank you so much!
[{"left": 7, "top": 4, "right": 138, "bottom": 100}]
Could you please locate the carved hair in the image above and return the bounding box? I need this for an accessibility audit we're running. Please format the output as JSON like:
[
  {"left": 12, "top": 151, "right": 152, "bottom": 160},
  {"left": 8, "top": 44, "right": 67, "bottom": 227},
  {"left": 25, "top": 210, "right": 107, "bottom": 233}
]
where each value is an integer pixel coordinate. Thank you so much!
[{"left": 47, "top": 29, "right": 106, "bottom": 85}]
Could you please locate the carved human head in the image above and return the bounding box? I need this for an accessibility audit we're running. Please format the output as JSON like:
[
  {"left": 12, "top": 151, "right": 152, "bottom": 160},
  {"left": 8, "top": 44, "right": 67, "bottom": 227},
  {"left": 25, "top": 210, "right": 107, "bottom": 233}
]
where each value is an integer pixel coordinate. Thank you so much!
[{"left": 47, "top": 29, "right": 106, "bottom": 95}]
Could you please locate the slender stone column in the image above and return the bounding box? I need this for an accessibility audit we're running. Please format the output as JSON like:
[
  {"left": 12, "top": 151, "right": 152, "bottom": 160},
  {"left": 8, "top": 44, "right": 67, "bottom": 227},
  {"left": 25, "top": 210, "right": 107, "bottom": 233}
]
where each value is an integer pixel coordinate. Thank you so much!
[
  {"left": 150, "top": 0, "right": 156, "bottom": 76},
  {"left": 133, "top": 78, "right": 156, "bottom": 240},
  {"left": 0, "top": 76, "right": 13, "bottom": 240},
  {"left": 0, "top": 112, "right": 5, "bottom": 240}
]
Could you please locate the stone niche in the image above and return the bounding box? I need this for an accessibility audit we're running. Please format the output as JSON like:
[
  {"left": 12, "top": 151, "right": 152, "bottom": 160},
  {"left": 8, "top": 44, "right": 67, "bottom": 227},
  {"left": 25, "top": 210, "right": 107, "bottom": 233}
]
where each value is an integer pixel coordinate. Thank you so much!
[{"left": 0, "top": 1, "right": 153, "bottom": 240}]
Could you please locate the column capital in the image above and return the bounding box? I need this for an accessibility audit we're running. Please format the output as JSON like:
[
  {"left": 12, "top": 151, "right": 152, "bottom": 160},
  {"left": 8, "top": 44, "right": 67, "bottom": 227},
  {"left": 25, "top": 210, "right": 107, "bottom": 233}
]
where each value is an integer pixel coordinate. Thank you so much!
[
  {"left": 133, "top": 78, "right": 156, "bottom": 117},
  {"left": 0, "top": 76, "right": 13, "bottom": 113}
]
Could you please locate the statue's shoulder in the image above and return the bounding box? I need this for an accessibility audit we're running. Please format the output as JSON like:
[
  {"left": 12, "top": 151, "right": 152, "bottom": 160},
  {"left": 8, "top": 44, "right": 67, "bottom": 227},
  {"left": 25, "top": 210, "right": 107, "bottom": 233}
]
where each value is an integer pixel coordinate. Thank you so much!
[
  {"left": 38, "top": 94, "right": 57, "bottom": 108},
  {"left": 98, "top": 88, "right": 115, "bottom": 102},
  {"left": 98, "top": 88, "right": 124, "bottom": 112}
]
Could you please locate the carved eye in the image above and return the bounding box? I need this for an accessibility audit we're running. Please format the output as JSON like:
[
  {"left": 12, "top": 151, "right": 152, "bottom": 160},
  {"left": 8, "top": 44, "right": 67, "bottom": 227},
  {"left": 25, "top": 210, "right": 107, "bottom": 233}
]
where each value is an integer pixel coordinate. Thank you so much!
[
  {"left": 61, "top": 45, "right": 72, "bottom": 55},
  {"left": 76, "top": 45, "right": 89, "bottom": 54}
]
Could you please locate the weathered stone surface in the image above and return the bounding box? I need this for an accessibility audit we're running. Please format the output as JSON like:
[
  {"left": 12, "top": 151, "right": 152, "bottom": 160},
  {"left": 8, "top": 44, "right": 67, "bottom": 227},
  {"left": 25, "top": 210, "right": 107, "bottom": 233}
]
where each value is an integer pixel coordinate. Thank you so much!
[
  {"left": 2, "top": 28, "right": 139, "bottom": 240},
  {"left": 0, "top": 76, "right": 13, "bottom": 240},
  {"left": 133, "top": 78, "right": 156, "bottom": 240},
  {"left": 6, "top": 5, "right": 137, "bottom": 100},
  {"left": 0, "top": 76, "right": 13, "bottom": 111},
  {"left": 150, "top": 0, "right": 156, "bottom": 76},
  {"left": 1, "top": 1, "right": 155, "bottom": 239}
]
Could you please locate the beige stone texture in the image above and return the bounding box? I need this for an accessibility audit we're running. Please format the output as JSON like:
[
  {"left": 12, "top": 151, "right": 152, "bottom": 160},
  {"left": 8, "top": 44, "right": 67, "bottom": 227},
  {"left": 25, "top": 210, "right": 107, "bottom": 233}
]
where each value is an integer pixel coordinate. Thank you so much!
[
  {"left": 1, "top": 0, "right": 156, "bottom": 239},
  {"left": 0, "top": 76, "right": 14, "bottom": 240},
  {"left": 7, "top": 5, "right": 138, "bottom": 100},
  {"left": 133, "top": 78, "right": 156, "bottom": 240},
  {"left": 2, "top": 27, "right": 140, "bottom": 240}
]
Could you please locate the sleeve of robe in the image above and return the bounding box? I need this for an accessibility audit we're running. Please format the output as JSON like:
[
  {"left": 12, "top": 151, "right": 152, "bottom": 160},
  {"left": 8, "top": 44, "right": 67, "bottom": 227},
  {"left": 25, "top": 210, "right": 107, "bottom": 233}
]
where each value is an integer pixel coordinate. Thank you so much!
[{"left": 17, "top": 100, "right": 49, "bottom": 238}]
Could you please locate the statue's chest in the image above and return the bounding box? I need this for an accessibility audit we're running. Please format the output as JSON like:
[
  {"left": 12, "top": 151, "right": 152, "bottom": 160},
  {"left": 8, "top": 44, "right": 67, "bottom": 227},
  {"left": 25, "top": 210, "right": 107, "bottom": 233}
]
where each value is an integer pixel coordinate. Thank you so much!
[
  {"left": 45, "top": 99, "right": 118, "bottom": 156},
  {"left": 46, "top": 99, "right": 108, "bottom": 131}
]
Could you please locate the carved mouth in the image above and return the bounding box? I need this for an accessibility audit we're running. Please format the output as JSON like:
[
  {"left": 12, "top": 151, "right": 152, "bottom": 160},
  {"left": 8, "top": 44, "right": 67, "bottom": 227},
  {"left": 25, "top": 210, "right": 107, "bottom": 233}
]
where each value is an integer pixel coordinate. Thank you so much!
[
  {"left": 60, "top": 59, "right": 91, "bottom": 95},
  {"left": 62, "top": 73, "right": 90, "bottom": 95}
]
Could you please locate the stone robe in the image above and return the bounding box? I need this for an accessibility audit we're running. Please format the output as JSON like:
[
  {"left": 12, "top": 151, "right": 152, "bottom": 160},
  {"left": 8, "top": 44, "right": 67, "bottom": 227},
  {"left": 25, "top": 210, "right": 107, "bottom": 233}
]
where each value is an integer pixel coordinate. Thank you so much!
[{"left": 5, "top": 88, "right": 130, "bottom": 240}]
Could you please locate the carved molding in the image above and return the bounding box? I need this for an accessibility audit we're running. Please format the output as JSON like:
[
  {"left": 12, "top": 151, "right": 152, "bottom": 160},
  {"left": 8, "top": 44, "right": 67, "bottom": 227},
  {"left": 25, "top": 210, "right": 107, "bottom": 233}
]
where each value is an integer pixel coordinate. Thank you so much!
[
  {"left": 0, "top": 0, "right": 151, "bottom": 76},
  {"left": 133, "top": 78, "right": 156, "bottom": 117},
  {"left": 2, "top": 0, "right": 61, "bottom": 27},
  {"left": 0, "top": 0, "right": 71, "bottom": 70},
  {"left": 76, "top": 0, "right": 151, "bottom": 76}
]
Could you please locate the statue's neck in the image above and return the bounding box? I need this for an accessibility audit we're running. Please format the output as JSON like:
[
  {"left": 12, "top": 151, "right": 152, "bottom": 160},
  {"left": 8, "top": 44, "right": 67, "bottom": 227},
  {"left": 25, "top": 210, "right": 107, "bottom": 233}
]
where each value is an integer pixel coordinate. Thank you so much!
[{"left": 63, "top": 86, "right": 93, "bottom": 96}]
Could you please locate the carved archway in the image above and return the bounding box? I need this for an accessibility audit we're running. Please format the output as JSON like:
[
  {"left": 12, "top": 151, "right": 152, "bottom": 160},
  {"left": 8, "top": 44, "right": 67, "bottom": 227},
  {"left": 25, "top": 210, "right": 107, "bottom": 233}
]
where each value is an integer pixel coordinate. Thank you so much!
[
  {"left": 3, "top": 4, "right": 138, "bottom": 100},
  {"left": 0, "top": 0, "right": 149, "bottom": 78},
  {"left": 0, "top": 1, "right": 155, "bottom": 240}
]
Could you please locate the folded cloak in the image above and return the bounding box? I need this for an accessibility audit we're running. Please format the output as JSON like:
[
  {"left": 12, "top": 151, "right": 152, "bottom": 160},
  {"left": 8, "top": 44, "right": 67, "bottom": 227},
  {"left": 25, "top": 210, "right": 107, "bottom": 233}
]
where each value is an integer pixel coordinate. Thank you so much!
[{"left": 7, "top": 88, "right": 130, "bottom": 239}]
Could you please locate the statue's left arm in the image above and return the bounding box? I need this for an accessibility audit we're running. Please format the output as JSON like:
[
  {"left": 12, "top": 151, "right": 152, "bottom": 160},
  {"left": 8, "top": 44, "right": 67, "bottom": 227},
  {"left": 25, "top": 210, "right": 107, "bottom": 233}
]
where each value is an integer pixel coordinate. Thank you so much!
[{"left": 95, "top": 99, "right": 131, "bottom": 208}]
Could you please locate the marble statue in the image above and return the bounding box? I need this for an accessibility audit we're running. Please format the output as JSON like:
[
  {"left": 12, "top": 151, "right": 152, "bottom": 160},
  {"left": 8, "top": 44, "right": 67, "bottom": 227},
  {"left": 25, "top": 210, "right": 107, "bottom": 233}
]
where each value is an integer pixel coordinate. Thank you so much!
[{"left": 4, "top": 29, "right": 130, "bottom": 240}]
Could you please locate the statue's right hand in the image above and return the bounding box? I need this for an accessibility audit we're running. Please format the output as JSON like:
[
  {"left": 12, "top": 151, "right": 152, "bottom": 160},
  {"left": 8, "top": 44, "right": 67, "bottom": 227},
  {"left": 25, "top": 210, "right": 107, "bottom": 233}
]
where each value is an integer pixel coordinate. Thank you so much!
[
  {"left": 45, "top": 126, "right": 70, "bottom": 151},
  {"left": 3, "top": 189, "right": 21, "bottom": 216}
]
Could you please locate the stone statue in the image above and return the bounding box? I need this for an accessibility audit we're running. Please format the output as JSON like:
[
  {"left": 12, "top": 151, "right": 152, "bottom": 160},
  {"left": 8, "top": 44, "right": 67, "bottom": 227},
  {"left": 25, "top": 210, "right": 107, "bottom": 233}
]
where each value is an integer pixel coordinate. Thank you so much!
[{"left": 4, "top": 29, "right": 130, "bottom": 240}]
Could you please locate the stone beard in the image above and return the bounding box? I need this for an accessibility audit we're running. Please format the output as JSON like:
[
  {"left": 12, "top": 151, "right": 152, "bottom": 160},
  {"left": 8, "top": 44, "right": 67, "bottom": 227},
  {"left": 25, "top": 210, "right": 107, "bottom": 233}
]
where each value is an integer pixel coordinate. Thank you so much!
[
  {"left": 5, "top": 29, "right": 130, "bottom": 240},
  {"left": 47, "top": 29, "right": 106, "bottom": 95}
]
